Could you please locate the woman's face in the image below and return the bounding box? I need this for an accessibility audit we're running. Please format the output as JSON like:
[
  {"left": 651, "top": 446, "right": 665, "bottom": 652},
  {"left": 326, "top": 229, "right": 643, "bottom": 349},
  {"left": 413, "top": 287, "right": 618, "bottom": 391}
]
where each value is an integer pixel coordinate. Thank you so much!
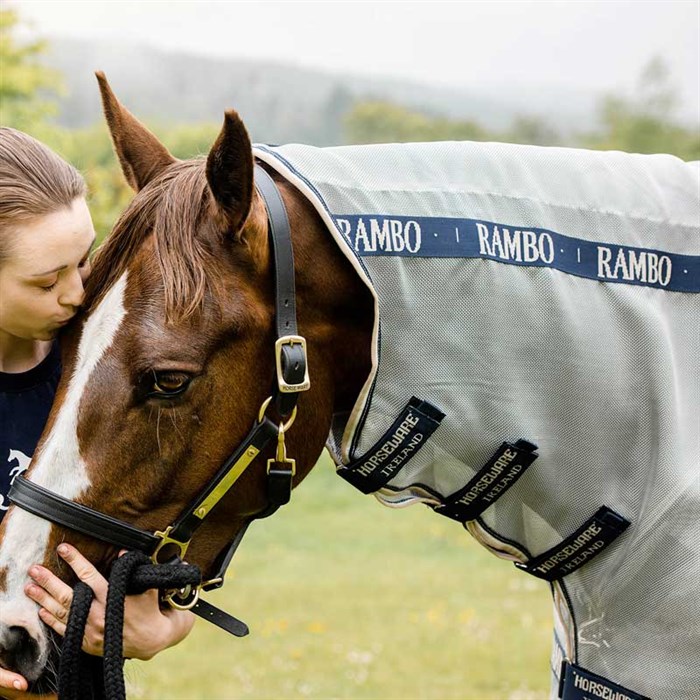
[{"left": 0, "top": 198, "right": 95, "bottom": 342}]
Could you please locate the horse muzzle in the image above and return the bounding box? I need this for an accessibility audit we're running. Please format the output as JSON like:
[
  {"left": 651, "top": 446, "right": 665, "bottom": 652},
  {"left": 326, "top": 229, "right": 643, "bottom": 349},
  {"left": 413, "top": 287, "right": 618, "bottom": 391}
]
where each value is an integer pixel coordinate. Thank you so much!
[{"left": 0, "top": 598, "right": 50, "bottom": 683}]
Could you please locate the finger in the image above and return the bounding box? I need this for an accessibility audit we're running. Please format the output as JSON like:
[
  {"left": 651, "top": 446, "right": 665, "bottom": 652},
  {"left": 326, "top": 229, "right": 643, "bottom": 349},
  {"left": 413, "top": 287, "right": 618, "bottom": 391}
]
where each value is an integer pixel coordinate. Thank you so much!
[
  {"left": 38, "top": 606, "right": 67, "bottom": 638},
  {"left": 128, "top": 587, "right": 160, "bottom": 605},
  {"left": 27, "top": 565, "right": 73, "bottom": 611},
  {"left": 0, "top": 666, "right": 28, "bottom": 693},
  {"left": 56, "top": 544, "right": 108, "bottom": 599},
  {"left": 157, "top": 608, "right": 196, "bottom": 650},
  {"left": 39, "top": 602, "right": 103, "bottom": 659},
  {"left": 24, "top": 581, "right": 70, "bottom": 625}
]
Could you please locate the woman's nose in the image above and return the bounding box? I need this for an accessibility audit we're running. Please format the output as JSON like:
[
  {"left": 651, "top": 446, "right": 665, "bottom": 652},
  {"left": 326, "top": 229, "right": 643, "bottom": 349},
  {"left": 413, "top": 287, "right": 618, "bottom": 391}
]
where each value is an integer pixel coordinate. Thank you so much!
[{"left": 58, "top": 269, "right": 86, "bottom": 308}]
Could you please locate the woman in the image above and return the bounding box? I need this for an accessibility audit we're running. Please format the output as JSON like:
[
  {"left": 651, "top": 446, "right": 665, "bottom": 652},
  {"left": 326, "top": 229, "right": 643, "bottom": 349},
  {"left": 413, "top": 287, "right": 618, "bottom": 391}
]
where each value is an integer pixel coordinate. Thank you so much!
[{"left": 0, "top": 127, "right": 194, "bottom": 699}]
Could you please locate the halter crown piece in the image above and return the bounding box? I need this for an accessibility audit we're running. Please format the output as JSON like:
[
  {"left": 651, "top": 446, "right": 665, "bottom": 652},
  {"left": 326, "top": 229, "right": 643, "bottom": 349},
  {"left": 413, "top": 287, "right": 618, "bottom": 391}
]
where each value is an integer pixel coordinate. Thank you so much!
[{"left": 9, "top": 164, "right": 309, "bottom": 637}]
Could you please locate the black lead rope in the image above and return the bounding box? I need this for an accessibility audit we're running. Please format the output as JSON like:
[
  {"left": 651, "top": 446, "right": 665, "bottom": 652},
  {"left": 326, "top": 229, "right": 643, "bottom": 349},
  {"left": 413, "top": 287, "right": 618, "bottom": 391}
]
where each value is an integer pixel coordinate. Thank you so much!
[
  {"left": 58, "top": 552, "right": 202, "bottom": 700},
  {"left": 59, "top": 582, "right": 104, "bottom": 700}
]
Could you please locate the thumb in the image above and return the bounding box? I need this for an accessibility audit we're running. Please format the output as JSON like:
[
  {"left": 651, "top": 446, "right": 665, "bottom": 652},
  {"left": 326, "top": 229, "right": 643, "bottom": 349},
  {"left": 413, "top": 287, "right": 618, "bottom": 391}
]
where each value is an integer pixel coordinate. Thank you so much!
[{"left": 0, "top": 666, "right": 28, "bottom": 693}]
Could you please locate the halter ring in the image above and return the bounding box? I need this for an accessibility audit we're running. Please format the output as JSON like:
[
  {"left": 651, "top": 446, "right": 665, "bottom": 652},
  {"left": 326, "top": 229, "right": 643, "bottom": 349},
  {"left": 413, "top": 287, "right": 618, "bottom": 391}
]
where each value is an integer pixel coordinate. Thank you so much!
[
  {"left": 257, "top": 396, "right": 298, "bottom": 433},
  {"left": 162, "top": 584, "right": 201, "bottom": 611}
]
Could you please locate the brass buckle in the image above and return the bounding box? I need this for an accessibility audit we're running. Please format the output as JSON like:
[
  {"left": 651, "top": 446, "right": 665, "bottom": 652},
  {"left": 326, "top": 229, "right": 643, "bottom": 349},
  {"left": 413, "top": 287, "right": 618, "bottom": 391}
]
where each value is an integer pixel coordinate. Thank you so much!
[
  {"left": 152, "top": 525, "right": 190, "bottom": 564},
  {"left": 275, "top": 335, "right": 310, "bottom": 393}
]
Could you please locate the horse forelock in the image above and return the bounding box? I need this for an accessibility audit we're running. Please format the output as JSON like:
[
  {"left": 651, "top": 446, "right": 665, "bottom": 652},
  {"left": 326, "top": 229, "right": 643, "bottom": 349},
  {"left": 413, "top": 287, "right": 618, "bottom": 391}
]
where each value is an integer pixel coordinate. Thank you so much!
[{"left": 85, "top": 158, "right": 217, "bottom": 323}]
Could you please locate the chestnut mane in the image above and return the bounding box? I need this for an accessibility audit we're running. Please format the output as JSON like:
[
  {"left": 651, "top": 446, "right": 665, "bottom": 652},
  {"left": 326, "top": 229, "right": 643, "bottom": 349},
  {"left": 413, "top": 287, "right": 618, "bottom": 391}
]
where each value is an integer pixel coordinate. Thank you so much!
[{"left": 84, "top": 158, "right": 215, "bottom": 322}]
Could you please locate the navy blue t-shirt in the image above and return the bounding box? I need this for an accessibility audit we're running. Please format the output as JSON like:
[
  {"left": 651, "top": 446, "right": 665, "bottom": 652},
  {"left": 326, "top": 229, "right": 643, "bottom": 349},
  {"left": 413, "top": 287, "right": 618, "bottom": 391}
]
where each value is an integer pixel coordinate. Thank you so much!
[{"left": 0, "top": 343, "right": 61, "bottom": 521}]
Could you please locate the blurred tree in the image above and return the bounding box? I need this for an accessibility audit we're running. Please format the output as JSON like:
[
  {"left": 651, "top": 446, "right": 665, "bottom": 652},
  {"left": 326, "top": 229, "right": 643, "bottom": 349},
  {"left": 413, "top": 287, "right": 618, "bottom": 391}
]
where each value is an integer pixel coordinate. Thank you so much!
[
  {"left": 152, "top": 122, "right": 220, "bottom": 160},
  {"left": 0, "top": 7, "right": 133, "bottom": 241},
  {"left": 41, "top": 125, "right": 134, "bottom": 240},
  {"left": 345, "top": 101, "right": 564, "bottom": 146},
  {"left": 504, "top": 116, "right": 561, "bottom": 146},
  {"left": 0, "top": 8, "right": 61, "bottom": 129},
  {"left": 31, "top": 121, "right": 226, "bottom": 241},
  {"left": 345, "top": 101, "right": 487, "bottom": 144},
  {"left": 581, "top": 56, "right": 700, "bottom": 159},
  {"left": 320, "top": 85, "right": 355, "bottom": 145}
]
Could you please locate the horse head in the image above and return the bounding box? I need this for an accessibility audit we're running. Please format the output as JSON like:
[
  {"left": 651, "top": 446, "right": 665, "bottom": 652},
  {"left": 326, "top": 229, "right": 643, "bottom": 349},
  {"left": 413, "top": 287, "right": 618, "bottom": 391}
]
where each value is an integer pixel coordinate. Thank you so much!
[{"left": 0, "top": 73, "right": 373, "bottom": 684}]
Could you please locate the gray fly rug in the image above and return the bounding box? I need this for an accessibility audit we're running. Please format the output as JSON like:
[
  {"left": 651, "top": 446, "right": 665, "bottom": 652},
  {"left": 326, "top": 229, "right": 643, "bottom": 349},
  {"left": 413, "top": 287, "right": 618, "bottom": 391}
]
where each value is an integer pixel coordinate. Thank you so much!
[{"left": 254, "top": 141, "right": 699, "bottom": 700}]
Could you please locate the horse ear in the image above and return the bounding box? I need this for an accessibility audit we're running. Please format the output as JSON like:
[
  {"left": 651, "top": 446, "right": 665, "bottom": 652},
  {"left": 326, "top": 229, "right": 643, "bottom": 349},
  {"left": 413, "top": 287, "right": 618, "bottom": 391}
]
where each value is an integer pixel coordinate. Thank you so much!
[
  {"left": 206, "top": 110, "right": 254, "bottom": 236},
  {"left": 95, "top": 71, "right": 176, "bottom": 192}
]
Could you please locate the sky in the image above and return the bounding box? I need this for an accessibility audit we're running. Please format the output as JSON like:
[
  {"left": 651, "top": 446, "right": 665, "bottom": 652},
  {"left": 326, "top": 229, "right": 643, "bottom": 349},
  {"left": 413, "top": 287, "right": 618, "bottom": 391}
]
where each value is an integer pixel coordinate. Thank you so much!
[{"left": 13, "top": 0, "right": 700, "bottom": 122}]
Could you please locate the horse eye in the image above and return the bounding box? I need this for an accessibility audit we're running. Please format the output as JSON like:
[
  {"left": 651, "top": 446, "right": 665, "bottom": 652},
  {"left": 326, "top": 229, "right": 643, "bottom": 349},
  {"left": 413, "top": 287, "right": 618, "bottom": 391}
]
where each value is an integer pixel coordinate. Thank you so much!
[{"left": 149, "top": 371, "right": 191, "bottom": 398}]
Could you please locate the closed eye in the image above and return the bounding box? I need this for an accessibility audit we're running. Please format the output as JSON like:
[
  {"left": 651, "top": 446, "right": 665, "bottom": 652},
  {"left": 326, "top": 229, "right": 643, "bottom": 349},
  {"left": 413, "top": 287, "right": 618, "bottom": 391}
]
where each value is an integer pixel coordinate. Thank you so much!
[{"left": 146, "top": 371, "right": 193, "bottom": 399}]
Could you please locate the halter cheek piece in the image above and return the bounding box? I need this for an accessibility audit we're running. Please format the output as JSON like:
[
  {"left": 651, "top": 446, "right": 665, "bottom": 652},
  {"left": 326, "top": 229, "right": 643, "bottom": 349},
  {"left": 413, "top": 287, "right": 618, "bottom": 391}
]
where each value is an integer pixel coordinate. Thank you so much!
[{"left": 9, "top": 164, "right": 308, "bottom": 638}]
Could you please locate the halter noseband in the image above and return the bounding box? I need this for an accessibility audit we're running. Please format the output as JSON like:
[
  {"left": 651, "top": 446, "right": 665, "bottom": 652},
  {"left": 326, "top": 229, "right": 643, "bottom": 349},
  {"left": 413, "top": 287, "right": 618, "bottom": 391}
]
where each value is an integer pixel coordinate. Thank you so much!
[{"left": 8, "top": 164, "right": 308, "bottom": 637}]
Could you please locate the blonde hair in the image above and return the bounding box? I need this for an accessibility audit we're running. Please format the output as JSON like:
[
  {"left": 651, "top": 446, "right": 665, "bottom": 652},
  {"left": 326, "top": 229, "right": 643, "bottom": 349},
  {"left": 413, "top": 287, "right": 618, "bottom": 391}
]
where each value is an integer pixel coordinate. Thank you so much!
[{"left": 0, "top": 127, "right": 86, "bottom": 264}]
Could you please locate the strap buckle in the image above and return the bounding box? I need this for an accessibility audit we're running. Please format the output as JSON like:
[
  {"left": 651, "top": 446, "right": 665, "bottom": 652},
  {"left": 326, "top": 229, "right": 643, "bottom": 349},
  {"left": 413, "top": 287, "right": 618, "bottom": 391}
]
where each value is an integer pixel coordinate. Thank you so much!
[{"left": 275, "top": 335, "right": 310, "bottom": 393}]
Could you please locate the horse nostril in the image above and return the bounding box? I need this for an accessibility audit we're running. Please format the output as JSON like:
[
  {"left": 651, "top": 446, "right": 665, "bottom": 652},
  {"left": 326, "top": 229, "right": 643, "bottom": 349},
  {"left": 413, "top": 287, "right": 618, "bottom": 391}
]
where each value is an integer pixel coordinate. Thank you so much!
[{"left": 2, "top": 625, "right": 41, "bottom": 678}]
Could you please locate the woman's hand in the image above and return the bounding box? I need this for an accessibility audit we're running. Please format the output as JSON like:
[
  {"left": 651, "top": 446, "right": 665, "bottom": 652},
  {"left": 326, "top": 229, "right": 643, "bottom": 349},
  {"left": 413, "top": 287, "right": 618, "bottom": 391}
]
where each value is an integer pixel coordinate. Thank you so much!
[
  {"left": 0, "top": 666, "right": 55, "bottom": 699},
  {"left": 24, "top": 544, "right": 195, "bottom": 660}
]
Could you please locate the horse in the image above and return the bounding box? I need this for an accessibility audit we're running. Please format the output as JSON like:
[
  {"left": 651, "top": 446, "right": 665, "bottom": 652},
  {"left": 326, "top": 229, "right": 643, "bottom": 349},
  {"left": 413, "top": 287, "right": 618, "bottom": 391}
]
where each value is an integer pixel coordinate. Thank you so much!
[{"left": 0, "top": 73, "right": 698, "bottom": 700}]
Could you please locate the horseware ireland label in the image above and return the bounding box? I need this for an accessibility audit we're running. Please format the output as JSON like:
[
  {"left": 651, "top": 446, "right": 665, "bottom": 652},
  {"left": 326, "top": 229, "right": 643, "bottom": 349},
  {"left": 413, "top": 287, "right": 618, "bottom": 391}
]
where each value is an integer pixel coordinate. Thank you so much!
[
  {"left": 516, "top": 506, "right": 630, "bottom": 580},
  {"left": 559, "top": 661, "right": 650, "bottom": 700},
  {"left": 337, "top": 397, "right": 445, "bottom": 494},
  {"left": 435, "top": 440, "right": 538, "bottom": 522},
  {"left": 333, "top": 214, "right": 700, "bottom": 293}
]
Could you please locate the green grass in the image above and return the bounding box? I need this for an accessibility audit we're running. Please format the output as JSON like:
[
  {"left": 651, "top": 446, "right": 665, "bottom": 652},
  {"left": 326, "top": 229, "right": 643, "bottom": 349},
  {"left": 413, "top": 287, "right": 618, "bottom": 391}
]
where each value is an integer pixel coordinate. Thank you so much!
[{"left": 127, "top": 453, "right": 552, "bottom": 700}]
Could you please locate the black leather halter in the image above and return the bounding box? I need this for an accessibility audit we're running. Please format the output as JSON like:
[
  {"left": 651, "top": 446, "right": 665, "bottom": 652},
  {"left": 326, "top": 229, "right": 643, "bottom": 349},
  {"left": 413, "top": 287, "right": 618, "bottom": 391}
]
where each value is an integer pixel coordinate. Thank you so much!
[{"left": 9, "top": 164, "right": 309, "bottom": 637}]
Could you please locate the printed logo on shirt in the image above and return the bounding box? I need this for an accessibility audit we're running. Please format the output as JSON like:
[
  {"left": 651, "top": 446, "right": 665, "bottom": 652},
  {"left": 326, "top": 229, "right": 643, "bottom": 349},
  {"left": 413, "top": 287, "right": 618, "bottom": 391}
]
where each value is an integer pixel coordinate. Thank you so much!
[{"left": 0, "top": 449, "right": 31, "bottom": 511}]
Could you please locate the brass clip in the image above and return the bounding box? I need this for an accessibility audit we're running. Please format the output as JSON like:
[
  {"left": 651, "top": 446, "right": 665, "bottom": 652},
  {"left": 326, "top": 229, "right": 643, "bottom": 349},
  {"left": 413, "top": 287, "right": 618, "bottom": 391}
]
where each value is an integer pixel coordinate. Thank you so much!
[{"left": 267, "top": 422, "right": 296, "bottom": 476}]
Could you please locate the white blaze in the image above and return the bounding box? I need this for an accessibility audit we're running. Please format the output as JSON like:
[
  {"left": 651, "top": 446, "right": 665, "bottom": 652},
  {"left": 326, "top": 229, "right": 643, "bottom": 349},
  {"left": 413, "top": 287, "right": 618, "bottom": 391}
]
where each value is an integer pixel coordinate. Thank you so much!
[{"left": 0, "top": 273, "right": 128, "bottom": 654}]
